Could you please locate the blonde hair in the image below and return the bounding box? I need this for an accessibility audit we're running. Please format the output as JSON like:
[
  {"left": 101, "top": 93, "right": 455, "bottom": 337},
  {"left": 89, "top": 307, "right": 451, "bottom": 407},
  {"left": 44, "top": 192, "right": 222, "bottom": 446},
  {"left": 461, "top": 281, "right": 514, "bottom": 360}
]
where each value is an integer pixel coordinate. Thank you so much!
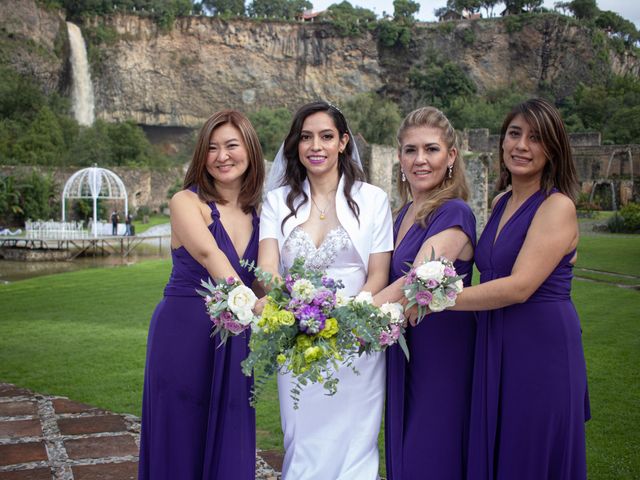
[{"left": 396, "top": 106, "right": 469, "bottom": 226}]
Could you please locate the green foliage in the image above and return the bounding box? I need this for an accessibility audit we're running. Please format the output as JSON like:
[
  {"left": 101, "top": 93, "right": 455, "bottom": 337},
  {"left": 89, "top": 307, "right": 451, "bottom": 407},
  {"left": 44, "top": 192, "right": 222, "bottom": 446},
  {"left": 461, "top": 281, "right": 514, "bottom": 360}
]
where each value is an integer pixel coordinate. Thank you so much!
[
  {"left": 618, "top": 203, "right": 640, "bottom": 232},
  {"left": 13, "top": 107, "right": 66, "bottom": 165},
  {"left": 375, "top": 0, "right": 419, "bottom": 48},
  {"left": 445, "top": 87, "right": 530, "bottom": 132},
  {"left": 325, "top": 1, "right": 377, "bottom": 37},
  {"left": 247, "top": 0, "right": 312, "bottom": 20},
  {"left": 567, "top": 0, "right": 599, "bottom": 20},
  {"left": 341, "top": 92, "right": 402, "bottom": 145},
  {"left": 409, "top": 53, "right": 477, "bottom": 109},
  {"left": 561, "top": 75, "right": 640, "bottom": 144},
  {"left": 248, "top": 107, "right": 292, "bottom": 161},
  {"left": 202, "top": 0, "right": 245, "bottom": 16},
  {"left": 0, "top": 171, "right": 60, "bottom": 225}
]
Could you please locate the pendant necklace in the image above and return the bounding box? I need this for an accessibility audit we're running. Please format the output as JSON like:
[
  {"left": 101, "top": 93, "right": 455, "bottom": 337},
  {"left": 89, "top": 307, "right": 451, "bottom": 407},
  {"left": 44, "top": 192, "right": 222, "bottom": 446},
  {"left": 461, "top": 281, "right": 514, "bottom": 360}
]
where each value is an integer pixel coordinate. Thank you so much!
[{"left": 311, "top": 190, "right": 335, "bottom": 220}]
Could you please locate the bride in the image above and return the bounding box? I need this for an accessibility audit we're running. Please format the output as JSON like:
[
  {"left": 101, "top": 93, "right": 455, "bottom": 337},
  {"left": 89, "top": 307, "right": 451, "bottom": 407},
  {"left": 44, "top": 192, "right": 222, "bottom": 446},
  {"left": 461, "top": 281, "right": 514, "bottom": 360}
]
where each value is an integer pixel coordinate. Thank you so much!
[{"left": 257, "top": 101, "right": 393, "bottom": 479}]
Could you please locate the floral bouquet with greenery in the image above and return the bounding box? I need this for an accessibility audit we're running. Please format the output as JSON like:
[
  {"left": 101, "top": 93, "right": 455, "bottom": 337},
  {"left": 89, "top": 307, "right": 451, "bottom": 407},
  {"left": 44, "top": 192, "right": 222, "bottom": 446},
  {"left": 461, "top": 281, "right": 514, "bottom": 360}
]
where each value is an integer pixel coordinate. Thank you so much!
[
  {"left": 197, "top": 276, "right": 258, "bottom": 346},
  {"left": 239, "top": 257, "right": 357, "bottom": 407},
  {"left": 403, "top": 248, "right": 465, "bottom": 319},
  {"left": 240, "top": 258, "right": 411, "bottom": 407}
]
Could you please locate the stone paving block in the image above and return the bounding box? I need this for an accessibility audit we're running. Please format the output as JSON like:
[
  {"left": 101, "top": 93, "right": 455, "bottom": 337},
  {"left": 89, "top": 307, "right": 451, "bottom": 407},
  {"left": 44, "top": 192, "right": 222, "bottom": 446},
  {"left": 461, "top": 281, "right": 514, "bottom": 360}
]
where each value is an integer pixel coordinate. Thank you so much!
[
  {"left": 0, "top": 442, "right": 48, "bottom": 466},
  {"left": 72, "top": 461, "right": 138, "bottom": 480},
  {"left": 0, "top": 468, "right": 52, "bottom": 480},
  {"left": 0, "top": 419, "right": 42, "bottom": 439},
  {"left": 51, "top": 399, "right": 98, "bottom": 415},
  {"left": 57, "top": 415, "right": 128, "bottom": 436},
  {"left": 0, "top": 401, "right": 38, "bottom": 417},
  {"left": 0, "top": 385, "right": 32, "bottom": 398},
  {"left": 64, "top": 435, "right": 138, "bottom": 460},
  {"left": 260, "top": 450, "right": 284, "bottom": 471}
]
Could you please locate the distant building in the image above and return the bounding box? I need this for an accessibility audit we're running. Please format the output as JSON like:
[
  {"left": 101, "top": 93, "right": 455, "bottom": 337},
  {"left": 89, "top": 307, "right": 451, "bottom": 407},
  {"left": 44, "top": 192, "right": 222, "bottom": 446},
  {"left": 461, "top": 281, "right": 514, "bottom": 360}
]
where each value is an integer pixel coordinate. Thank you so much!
[
  {"left": 438, "top": 9, "right": 482, "bottom": 22},
  {"left": 297, "top": 10, "right": 324, "bottom": 22}
]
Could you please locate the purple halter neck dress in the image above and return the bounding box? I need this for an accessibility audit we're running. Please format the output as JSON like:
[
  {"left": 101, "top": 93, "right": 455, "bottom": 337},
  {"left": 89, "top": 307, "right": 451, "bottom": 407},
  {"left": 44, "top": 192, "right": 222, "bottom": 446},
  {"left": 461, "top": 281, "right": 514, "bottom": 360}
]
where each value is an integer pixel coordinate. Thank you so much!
[
  {"left": 468, "top": 189, "right": 589, "bottom": 480},
  {"left": 385, "top": 198, "right": 477, "bottom": 480},
  {"left": 138, "top": 199, "right": 258, "bottom": 480}
]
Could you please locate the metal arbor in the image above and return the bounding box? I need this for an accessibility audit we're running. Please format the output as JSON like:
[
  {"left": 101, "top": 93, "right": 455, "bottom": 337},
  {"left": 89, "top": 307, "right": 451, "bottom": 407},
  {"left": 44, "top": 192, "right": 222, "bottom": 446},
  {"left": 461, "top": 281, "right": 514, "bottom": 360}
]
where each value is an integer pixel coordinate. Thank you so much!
[{"left": 61, "top": 166, "right": 128, "bottom": 236}]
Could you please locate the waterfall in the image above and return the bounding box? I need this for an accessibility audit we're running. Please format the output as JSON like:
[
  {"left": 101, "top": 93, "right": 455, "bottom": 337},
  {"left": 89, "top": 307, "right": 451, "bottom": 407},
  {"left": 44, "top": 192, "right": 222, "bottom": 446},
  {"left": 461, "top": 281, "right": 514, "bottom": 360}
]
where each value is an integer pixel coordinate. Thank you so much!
[{"left": 66, "top": 22, "right": 95, "bottom": 126}]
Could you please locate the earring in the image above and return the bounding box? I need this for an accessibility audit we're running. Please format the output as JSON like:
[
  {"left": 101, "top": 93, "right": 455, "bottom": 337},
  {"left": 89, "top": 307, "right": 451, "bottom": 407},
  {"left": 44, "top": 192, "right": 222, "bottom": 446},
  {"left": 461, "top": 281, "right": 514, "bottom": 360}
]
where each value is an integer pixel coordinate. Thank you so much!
[
  {"left": 447, "top": 164, "right": 453, "bottom": 179},
  {"left": 401, "top": 170, "right": 406, "bottom": 182}
]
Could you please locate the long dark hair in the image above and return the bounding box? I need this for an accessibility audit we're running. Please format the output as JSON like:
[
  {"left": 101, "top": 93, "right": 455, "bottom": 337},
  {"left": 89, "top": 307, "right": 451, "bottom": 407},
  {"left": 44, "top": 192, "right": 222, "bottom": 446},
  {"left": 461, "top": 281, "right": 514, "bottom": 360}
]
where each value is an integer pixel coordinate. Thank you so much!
[
  {"left": 280, "top": 101, "right": 365, "bottom": 232},
  {"left": 496, "top": 98, "right": 578, "bottom": 202},
  {"left": 183, "top": 110, "right": 264, "bottom": 213}
]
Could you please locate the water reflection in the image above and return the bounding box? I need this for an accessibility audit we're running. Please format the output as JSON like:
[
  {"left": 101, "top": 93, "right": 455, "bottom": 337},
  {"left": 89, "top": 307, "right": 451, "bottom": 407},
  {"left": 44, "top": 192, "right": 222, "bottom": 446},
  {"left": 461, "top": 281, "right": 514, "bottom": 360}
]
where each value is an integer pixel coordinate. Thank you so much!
[{"left": 0, "top": 243, "right": 171, "bottom": 283}]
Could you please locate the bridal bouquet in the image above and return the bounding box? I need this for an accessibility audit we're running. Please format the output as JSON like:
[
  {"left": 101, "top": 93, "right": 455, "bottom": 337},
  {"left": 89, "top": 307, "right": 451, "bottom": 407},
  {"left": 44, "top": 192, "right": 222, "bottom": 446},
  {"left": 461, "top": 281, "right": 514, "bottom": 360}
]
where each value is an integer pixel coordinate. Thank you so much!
[
  {"left": 403, "top": 248, "right": 465, "bottom": 319},
  {"left": 240, "top": 258, "right": 359, "bottom": 407},
  {"left": 197, "top": 276, "right": 258, "bottom": 346}
]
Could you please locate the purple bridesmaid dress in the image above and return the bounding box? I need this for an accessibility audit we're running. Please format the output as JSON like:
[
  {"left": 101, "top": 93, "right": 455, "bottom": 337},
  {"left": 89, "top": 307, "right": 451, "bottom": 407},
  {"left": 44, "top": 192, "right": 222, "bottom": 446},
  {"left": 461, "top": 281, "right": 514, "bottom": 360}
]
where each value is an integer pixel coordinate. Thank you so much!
[
  {"left": 386, "top": 199, "right": 477, "bottom": 480},
  {"left": 467, "top": 190, "right": 589, "bottom": 480},
  {"left": 138, "top": 199, "right": 258, "bottom": 480}
]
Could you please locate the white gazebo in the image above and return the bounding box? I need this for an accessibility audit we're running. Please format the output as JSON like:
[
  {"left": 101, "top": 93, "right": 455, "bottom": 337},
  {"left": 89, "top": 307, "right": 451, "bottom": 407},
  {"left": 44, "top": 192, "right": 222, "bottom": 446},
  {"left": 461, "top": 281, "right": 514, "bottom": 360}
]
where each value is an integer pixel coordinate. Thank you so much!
[{"left": 61, "top": 165, "right": 128, "bottom": 237}]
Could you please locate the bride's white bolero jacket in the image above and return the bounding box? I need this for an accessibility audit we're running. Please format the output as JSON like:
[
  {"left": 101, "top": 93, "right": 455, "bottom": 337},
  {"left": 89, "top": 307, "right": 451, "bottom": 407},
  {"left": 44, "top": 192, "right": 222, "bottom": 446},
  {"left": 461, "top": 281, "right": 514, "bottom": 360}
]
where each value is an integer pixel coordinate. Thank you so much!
[{"left": 259, "top": 175, "right": 394, "bottom": 274}]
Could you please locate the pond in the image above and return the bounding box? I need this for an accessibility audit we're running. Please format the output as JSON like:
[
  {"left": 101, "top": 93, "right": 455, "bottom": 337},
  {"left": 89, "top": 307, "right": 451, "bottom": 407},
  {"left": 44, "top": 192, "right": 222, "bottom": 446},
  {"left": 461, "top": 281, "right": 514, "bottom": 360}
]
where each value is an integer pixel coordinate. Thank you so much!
[{"left": 0, "top": 240, "right": 171, "bottom": 283}]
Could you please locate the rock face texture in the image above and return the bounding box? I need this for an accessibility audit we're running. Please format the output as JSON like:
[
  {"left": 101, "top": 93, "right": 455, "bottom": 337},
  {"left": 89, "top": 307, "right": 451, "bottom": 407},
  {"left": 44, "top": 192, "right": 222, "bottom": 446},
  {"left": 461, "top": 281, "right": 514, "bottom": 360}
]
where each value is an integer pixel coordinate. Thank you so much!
[{"left": 1, "top": 0, "right": 639, "bottom": 128}]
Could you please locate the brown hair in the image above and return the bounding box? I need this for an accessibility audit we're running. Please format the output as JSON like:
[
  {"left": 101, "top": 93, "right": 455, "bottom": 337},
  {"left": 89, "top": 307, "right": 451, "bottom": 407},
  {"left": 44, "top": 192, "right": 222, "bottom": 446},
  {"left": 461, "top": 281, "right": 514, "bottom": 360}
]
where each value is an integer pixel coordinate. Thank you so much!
[
  {"left": 183, "top": 110, "right": 264, "bottom": 213},
  {"left": 496, "top": 98, "right": 578, "bottom": 201},
  {"left": 280, "top": 101, "right": 365, "bottom": 231},
  {"left": 396, "top": 106, "right": 469, "bottom": 226}
]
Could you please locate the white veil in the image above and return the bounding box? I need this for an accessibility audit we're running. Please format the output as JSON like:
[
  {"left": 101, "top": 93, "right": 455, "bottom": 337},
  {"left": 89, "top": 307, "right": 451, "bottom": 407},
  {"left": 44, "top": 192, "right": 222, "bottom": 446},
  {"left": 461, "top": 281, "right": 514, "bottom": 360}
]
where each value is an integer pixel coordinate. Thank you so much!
[{"left": 264, "top": 129, "right": 363, "bottom": 194}]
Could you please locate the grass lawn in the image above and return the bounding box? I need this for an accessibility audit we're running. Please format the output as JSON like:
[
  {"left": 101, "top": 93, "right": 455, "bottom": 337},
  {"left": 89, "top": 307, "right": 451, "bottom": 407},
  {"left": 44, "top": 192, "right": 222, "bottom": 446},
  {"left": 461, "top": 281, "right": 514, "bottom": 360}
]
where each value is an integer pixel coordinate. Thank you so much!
[
  {"left": 0, "top": 239, "right": 639, "bottom": 478},
  {"left": 133, "top": 214, "right": 170, "bottom": 235}
]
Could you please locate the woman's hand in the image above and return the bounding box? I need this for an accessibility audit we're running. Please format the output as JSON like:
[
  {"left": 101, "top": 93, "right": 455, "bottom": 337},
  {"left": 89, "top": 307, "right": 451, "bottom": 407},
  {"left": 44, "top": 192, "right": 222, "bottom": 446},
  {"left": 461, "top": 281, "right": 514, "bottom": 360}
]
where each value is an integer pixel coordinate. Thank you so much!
[{"left": 253, "top": 296, "right": 268, "bottom": 316}]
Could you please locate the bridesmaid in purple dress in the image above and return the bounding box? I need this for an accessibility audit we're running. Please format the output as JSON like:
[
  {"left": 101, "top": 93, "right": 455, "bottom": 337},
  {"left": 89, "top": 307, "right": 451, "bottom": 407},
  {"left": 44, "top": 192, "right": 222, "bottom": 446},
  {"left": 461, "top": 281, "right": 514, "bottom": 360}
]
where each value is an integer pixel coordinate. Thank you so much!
[
  {"left": 373, "top": 107, "right": 477, "bottom": 480},
  {"left": 138, "top": 110, "right": 265, "bottom": 479},
  {"left": 451, "top": 98, "right": 589, "bottom": 479}
]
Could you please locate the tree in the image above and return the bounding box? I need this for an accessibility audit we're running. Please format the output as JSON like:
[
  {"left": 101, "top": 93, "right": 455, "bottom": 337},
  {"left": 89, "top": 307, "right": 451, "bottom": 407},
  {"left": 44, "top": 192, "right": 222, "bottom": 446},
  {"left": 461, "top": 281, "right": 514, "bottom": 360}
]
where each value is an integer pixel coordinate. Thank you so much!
[
  {"left": 202, "top": 0, "right": 245, "bottom": 16},
  {"left": 393, "top": 0, "right": 420, "bottom": 22},
  {"left": 376, "top": 0, "right": 419, "bottom": 48},
  {"left": 248, "top": 0, "right": 311, "bottom": 19},
  {"left": 342, "top": 93, "right": 402, "bottom": 145},
  {"left": 409, "top": 55, "right": 477, "bottom": 108},
  {"left": 13, "top": 107, "right": 66, "bottom": 165},
  {"left": 567, "top": 0, "right": 599, "bottom": 20},
  {"left": 248, "top": 107, "right": 292, "bottom": 160},
  {"left": 479, "top": 0, "right": 499, "bottom": 17},
  {"left": 326, "top": 1, "right": 377, "bottom": 37}
]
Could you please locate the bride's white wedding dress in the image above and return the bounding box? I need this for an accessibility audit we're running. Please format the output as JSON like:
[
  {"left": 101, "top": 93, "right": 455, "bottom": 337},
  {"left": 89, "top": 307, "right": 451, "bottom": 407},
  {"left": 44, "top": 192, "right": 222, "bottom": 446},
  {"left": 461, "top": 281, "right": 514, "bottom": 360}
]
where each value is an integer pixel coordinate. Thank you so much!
[{"left": 278, "top": 225, "right": 385, "bottom": 480}]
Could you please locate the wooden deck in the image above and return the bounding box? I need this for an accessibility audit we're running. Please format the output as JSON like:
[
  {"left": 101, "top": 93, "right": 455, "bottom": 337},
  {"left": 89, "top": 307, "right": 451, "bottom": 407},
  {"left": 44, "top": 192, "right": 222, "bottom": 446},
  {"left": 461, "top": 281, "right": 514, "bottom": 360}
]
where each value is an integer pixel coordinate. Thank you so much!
[{"left": 0, "top": 234, "right": 167, "bottom": 259}]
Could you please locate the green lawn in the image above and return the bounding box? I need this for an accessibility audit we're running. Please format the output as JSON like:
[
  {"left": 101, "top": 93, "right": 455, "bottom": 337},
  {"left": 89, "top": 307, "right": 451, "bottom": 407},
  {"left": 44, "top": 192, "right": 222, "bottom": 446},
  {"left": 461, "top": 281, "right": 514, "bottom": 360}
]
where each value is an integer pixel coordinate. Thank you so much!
[
  {"left": 133, "top": 214, "right": 170, "bottom": 235},
  {"left": 0, "top": 238, "right": 638, "bottom": 478}
]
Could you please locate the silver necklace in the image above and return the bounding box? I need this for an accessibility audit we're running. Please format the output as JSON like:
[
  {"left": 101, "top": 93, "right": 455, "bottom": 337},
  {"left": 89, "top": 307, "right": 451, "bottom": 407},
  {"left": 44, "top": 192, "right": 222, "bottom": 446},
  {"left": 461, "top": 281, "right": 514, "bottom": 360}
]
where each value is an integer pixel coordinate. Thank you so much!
[{"left": 310, "top": 190, "right": 336, "bottom": 220}]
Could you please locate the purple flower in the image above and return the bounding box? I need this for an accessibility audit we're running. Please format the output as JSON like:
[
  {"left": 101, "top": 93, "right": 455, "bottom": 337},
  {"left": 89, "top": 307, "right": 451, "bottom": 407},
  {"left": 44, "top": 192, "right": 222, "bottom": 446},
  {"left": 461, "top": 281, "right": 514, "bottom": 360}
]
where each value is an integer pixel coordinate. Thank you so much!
[
  {"left": 312, "top": 289, "right": 336, "bottom": 312},
  {"left": 446, "top": 290, "right": 458, "bottom": 300},
  {"left": 223, "top": 319, "right": 245, "bottom": 334},
  {"left": 297, "top": 304, "right": 326, "bottom": 334},
  {"left": 426, "top": 278, "right": 440, "bottom": 289},
  {"left": 405, "top": 269, "right": 417, "bottom": 285},
  {"left": 226, "top": 276, "right": 236, "bottom": 285},
  {"left": 415, "top": 290, "right": 433, "bottom": 306},
  {"left": 284, "top": 274, "right": 295, "bottom": 292},
  {"left": 321, "top": 276, "right": 336, "bottom": 289},
  {"left": 379, "top": 331, "right": 395, "bottom": 346},
  {"left": 443, "top": 266, "right": 456, "bottom": 277}
]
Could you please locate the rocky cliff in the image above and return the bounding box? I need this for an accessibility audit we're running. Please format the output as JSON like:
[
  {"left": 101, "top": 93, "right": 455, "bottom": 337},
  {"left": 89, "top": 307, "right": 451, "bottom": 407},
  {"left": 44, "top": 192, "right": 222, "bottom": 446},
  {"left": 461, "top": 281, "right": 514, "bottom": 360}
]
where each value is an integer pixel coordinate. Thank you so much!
[{"left": 1, "top": 0, "right": 639, "bottom": 128}]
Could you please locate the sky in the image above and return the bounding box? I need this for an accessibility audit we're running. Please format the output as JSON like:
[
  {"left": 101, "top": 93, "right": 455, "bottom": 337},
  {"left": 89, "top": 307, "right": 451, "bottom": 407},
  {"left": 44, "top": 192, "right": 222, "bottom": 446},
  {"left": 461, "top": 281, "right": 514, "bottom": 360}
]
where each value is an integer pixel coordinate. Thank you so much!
[{"left": 309, "top": 1, "right": 640, "bottom": 29}]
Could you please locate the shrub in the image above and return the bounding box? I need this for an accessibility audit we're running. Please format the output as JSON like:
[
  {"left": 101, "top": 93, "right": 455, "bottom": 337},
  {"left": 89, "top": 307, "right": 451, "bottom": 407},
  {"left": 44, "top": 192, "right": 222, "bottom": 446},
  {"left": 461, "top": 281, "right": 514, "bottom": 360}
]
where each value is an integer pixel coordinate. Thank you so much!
[{"left": 619, "top": 202, "right": 640, "bottom": 232}]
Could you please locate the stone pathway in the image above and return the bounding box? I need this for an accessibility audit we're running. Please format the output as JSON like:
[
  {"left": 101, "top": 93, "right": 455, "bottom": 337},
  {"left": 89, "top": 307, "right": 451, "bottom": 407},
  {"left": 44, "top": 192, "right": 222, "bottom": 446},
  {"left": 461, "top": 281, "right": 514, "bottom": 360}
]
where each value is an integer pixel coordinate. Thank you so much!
[{"left": 0, "top": 383, "right": 282, "bottom": 479}]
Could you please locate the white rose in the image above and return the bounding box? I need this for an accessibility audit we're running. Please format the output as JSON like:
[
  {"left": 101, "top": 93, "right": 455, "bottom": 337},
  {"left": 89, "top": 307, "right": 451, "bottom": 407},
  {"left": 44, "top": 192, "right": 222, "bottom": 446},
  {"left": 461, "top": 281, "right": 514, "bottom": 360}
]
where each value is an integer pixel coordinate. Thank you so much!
[
  {"left": 453, "top": 279, "right": 464, "bottom": 293},
  {"left": 335, "top": 291, "right": 350, "bottom": 307},
  {"left": 227, "top": 285, "right": 257, "bottom": 320},
  {"left": 428, "top": 290, "right": 453, "bottom": 312},
  {"left": 380, "top": 302, "right": 405, "bottom": 323},
  {"left": 234, "top": 307, "right": 257, "bottom": 326},
  {"left": 291, "top": 279, "right": 316, "bottom": 301},
  {"left": 415, "top": 261, "right": 446, "bottom": 283},
  {"left": 353, "top": 291, "right": 374, "bottom": 304}
]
